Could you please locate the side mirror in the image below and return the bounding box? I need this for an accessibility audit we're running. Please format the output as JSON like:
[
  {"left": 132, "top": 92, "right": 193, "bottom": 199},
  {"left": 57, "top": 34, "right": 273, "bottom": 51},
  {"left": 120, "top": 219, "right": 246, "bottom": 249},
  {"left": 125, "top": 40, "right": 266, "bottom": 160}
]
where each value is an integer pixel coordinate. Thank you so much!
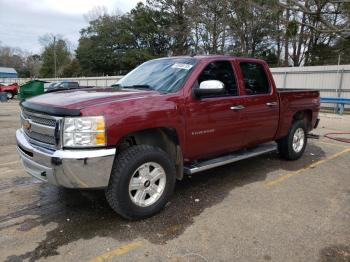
[{"left": 193, "top": 80, "right": 225, "bottom": 98}]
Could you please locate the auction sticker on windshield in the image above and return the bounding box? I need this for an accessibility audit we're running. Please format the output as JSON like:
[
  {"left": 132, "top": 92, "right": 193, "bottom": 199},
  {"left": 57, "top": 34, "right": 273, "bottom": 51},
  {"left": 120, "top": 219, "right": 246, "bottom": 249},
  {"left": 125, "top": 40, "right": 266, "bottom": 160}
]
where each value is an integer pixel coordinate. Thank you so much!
[{"left": 172, "top": 63, "right": 193, "bottom": 70}]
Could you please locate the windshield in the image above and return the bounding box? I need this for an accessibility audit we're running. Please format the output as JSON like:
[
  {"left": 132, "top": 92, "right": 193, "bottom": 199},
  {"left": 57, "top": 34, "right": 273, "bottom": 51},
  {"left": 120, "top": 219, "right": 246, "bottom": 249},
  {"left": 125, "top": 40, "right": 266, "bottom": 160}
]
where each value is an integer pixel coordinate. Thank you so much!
[{"left": 114, "top": 58, "right": 197, "bottom": 93}]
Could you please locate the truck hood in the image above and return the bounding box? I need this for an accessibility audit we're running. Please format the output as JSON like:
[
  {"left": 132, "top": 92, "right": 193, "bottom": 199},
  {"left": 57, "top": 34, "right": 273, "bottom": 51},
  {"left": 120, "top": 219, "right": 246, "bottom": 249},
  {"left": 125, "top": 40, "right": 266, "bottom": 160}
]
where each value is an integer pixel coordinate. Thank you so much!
[{"left": 25, "top": 88, "right": 160, "bottom": 111}]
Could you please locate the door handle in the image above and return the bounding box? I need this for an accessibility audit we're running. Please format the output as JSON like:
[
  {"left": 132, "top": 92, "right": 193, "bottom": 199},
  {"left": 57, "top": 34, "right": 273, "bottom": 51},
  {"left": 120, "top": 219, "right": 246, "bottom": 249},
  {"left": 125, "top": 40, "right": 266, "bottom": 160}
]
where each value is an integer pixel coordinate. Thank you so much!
[
  {"left": 230, "top": 105, "right": 245, "bottom": 110},
  {"left": 266, "top": 102, "right": 278, "bottom": 107}
]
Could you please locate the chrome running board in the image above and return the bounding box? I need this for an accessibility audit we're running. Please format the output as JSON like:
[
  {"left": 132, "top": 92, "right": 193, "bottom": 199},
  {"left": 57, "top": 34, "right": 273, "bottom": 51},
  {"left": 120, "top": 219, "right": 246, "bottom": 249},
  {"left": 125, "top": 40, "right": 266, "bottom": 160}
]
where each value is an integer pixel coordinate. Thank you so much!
[{"left": 184, "top": 142, "right": 277, "bottom": 175}]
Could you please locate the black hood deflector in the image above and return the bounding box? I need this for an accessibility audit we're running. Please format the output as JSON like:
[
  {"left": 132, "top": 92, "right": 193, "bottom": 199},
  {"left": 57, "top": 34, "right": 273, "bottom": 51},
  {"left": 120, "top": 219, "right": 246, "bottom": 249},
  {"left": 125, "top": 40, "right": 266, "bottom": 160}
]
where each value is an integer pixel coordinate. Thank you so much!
[{"left": 20, "top": 100, "right": 81, "bottom": 116}]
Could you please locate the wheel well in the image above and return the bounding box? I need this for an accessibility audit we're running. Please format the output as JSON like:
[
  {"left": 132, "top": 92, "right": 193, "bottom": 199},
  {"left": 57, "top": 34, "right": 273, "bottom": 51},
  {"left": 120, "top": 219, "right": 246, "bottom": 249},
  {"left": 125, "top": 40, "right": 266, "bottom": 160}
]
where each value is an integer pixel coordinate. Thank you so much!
[
  {"left": 293, "top": 110, "right": 312, "bottom": 131},
  {"left": 116, "top": 128, "right": 184, "bottom": 180}
]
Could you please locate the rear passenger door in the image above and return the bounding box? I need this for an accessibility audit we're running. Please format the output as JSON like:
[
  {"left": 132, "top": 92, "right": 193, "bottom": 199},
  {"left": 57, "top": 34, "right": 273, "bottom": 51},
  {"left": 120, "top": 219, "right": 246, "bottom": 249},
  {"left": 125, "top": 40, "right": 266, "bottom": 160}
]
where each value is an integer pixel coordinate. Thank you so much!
[{"left": 237, "top": 61, "right": 279, "bottom": 146}]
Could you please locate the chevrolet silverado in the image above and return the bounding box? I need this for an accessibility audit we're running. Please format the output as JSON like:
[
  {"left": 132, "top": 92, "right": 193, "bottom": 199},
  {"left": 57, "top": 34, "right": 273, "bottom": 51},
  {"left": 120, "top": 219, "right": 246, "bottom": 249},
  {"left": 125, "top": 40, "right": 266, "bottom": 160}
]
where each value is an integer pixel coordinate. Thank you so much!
[{"left": 16, "top": 56, "right": 320, "bottom": 219}]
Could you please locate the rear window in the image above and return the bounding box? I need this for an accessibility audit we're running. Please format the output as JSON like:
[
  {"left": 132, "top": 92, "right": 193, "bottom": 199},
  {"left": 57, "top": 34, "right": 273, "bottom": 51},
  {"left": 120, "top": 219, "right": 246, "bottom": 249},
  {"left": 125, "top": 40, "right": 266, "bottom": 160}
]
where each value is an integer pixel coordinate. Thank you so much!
[{"left": 240, "top": 62, "right": 270, "bottom": 95}]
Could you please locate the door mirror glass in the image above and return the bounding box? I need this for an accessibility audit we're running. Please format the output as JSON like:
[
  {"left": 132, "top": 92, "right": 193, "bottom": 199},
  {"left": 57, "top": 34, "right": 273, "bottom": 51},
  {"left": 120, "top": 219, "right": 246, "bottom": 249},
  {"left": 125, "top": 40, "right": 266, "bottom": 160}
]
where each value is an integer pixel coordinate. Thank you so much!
[{"left": 194, "top": 80, "right": 225, "bottom": 98}]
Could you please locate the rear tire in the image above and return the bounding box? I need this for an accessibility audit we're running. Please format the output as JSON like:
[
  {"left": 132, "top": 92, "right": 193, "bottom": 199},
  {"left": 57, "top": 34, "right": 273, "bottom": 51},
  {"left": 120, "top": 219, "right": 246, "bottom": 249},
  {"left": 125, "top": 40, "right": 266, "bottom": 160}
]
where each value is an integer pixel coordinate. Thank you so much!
[
  {"left": 278, "top": 120, "right": 307, "bottom": 160},
  {"left": 6, "top": 92, "right": 13, "bottom": 99},
  {"left": 105, "top": 145, "right": 176, "bottom": 220}
]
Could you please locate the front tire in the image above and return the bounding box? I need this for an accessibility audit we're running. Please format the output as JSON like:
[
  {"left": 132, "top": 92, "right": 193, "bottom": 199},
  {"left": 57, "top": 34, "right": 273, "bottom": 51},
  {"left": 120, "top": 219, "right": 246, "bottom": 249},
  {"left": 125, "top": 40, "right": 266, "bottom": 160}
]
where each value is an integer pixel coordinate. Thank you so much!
[
  {"left": 278, "top": 120, "right": 307, "bottom": 160},
  {"left": 105, "top": 145, "right": 176, "bottom": 219}
]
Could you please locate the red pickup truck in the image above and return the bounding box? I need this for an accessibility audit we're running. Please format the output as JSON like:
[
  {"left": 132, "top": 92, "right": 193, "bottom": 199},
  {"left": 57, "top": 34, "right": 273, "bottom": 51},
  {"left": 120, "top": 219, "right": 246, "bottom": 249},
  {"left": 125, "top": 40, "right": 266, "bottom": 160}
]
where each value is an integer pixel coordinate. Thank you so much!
[
  {"left": 0, "top": 82, "right": 18, "bottom": 99},
  {"left": 16, "top": 56, "right": 320, "bottom": 219}
]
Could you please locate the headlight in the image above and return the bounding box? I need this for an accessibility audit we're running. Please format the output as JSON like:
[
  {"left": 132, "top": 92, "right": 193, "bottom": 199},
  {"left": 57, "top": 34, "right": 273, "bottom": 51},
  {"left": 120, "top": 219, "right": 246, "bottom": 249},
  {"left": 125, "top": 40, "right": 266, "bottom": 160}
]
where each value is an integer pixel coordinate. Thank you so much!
[{"left": 63, "top": 116, "right": 106, "bottom": 147}]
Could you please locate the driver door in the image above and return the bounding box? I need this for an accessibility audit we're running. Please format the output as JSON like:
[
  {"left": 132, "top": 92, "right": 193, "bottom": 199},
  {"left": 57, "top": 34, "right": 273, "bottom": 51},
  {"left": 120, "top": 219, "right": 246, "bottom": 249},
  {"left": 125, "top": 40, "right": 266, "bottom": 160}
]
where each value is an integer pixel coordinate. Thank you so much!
[{"left": 185, "top": 60, "right": 246, "bottom": 160}]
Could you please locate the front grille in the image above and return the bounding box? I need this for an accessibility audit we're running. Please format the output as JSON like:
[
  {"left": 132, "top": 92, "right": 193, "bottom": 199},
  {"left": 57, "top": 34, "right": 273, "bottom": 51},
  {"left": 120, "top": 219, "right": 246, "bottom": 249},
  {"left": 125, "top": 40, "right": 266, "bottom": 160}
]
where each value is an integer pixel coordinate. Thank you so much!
[
  {"left": 21, "top": 109, "right": 61, "bottom": 149},
  {"left": 22, "top": 110, "right": 56, "bottom": 127},
  {"left": 24, "top": 130, "right": 56, "bottom": 145}
]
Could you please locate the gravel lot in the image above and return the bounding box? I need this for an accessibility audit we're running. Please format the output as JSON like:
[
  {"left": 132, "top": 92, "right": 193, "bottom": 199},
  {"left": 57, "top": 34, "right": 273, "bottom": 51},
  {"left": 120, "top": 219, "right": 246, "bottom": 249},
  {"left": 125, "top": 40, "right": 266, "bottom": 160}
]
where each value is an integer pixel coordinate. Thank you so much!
[{"left": 0, "top": 100, "right": 349, "bottom": 262}]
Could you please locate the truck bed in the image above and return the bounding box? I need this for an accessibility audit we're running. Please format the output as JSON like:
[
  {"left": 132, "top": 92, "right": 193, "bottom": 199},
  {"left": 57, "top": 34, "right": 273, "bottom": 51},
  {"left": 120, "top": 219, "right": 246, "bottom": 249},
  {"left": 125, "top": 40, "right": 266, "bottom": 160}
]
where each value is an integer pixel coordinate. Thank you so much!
[
  {"left": 277, "top": 88, "right": 318, "bottom": 92},
  {"left": 276, "top": 88, "right": 320, "bottom": 139}
]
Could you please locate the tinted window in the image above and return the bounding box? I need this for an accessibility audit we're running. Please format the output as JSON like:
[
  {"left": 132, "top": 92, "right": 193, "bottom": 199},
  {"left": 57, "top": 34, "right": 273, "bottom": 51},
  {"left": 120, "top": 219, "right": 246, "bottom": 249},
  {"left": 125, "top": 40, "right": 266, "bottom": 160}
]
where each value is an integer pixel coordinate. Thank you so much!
[
  {"left": 58, "top": 82, "right": 68, "bottom": 88},
  {"left": 198, "top": 61, "right": 237, "bottom": 96},
  {"left": 68, "top": 82, "right": 79, "bottom": 88},
  {"left": 240, "top": 62, "right": 270, "bottom": 95}
]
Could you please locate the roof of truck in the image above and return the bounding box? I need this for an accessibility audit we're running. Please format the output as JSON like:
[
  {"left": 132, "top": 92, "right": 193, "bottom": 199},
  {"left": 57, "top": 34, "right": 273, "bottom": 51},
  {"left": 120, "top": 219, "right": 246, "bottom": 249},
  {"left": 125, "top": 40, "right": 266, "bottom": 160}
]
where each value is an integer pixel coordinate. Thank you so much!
[{"left": 155, "top": 55, "right": 264, "bottom": 63}]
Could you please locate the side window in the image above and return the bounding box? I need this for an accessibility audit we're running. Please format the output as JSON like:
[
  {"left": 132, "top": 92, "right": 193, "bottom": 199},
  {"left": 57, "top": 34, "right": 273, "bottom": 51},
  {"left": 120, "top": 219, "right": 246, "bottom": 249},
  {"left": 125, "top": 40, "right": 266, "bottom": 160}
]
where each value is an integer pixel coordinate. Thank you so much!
[
  {"left": 69, "top": 82, "right": 79, "bottom": 88},
  {"left": 197, "top": 61, "right": 237, "bottom": 96},
  {"left": 240, "top": 62, "right": 270, "bottom": 95},
  {"left": 60, "top": 82, "right": 69, "bottom": 88}
]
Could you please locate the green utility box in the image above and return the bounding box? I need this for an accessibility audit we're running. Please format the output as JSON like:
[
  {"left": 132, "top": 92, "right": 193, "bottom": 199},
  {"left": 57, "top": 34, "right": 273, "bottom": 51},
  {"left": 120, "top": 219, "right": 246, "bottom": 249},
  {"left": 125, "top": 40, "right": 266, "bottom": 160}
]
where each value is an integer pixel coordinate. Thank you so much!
[{"left": 18, "top": 80, "right": 47, "bottom": 100}]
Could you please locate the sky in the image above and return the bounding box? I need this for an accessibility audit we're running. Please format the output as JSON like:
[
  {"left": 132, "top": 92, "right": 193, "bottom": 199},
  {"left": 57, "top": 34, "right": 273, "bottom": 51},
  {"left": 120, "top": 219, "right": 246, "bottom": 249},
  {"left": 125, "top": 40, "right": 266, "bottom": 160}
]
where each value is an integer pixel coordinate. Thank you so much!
[{"left": 0, "top": 0, "right": 144, "bottom": 54}]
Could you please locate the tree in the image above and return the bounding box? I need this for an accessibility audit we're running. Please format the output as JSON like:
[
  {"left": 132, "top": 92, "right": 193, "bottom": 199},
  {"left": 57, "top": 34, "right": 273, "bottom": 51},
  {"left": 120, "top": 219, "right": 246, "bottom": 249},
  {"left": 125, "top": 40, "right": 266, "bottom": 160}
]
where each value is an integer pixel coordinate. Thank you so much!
[
  {"left": 188, "top": 0, "right": 228, "bottom": 54},
  {"left": 127, "top": 3, "right": 172, "bottom": 56},
  {"left": 39, "top": 34, "right": 71, "bottom": 77},
  {"left": 278, "top": 0, "right": 350, "bottom": 35},
  {"left": 26, "top": 54, "right": 42, "bottom": 78},
  {"left": 77, "top": 14, "right": 132, "bottom": 75},
  {"left": 226, "top": 1, "right": 276, "bottom": 57},
  {"left": 62, "top": 59, "right": 82, "bottom": 77},
  {"left": 75, "top": 0, "right": 350, "bottom": 74},
  {"left": 147, "top": 0, "right": 192, "bottom": 55},
  {"left": 0, "top": 44, "right": 41, "bottom": 77},
  {"left": 76, "top": 3, "right": 173, "bottom": 75},
  {"left": 0, "top": 46, "right": 25, "bottom": 70}
]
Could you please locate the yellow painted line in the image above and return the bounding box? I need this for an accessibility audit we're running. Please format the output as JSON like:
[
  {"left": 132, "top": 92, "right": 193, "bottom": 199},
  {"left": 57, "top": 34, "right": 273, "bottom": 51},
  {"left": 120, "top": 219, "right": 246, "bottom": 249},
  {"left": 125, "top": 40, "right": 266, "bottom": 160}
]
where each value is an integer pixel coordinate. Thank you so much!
[
  {"left": 266, "top": 147, "right": 350, "bottom": 187},
  {"left": 0, "top": 160, "right": 20, "bottom": 167},
  {"left": 317, "top": 140, "right": 349, "bottom": 148},
  {"left": 89, "top": 241, "right": 143, "bottom": 262}
]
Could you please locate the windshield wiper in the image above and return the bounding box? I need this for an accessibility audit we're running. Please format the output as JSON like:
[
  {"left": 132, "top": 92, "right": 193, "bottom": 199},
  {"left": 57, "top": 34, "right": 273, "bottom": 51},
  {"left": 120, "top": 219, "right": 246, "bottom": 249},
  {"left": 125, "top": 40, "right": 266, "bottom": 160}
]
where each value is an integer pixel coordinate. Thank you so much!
[
  {"left": 123, "top": 85, "right": 153, "bottom": 90},
  {"left": 116, "top": 84, "right": 167, "bottom": 94},
  {"left": 46, "top": 87, "right": 78, "bottom": 93}
]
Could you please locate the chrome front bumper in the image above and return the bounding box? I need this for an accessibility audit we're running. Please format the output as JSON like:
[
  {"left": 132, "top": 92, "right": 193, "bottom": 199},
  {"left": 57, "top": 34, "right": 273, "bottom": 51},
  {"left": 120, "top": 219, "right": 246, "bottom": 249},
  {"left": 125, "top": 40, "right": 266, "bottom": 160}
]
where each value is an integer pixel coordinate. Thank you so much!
[{"left": 16, "top": 129, "right": 116, "bottom": 188}]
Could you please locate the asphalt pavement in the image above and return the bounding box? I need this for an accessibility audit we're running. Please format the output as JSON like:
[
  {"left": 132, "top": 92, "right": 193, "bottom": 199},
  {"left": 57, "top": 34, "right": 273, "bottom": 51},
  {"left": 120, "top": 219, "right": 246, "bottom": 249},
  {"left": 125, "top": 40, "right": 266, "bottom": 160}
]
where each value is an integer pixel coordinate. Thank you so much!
[{"left": 0, "top": 100, "right": 349, "bottom": 262}]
